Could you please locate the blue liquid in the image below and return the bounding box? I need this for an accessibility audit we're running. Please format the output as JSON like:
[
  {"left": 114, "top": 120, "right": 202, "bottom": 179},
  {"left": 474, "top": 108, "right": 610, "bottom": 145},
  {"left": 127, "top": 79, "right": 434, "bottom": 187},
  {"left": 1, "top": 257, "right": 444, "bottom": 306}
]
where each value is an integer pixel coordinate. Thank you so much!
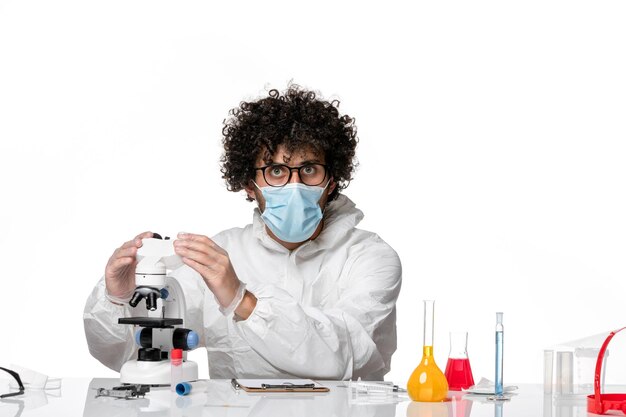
[{"left": 495, "top": 330, "right": 503, "bottom": 396}]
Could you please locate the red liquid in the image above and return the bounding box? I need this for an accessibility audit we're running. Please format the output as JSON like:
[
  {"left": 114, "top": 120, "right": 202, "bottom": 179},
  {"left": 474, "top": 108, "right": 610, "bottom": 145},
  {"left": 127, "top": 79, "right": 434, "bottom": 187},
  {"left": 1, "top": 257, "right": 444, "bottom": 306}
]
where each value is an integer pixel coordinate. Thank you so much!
[
  {"left": 449, "top": 391, "right": 474, "bottom": 417},
  {"left": 444, "top": 358, "right": 475, "bottom": 391}
]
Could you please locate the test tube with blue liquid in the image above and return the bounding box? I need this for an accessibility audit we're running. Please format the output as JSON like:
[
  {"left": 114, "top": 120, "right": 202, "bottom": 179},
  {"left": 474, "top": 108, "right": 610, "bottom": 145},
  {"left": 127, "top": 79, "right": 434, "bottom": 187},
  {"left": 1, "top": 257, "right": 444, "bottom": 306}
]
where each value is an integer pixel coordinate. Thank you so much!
[{"left": 495, "top": 312, "right": 504, "bottom": 398}]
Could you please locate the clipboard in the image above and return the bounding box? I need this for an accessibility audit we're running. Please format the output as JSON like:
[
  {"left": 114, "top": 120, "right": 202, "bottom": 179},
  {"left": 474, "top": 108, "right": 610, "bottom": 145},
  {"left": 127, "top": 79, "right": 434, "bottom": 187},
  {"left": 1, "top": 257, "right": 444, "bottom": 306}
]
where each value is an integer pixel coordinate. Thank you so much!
[{"left": 231, "top": 378, "right": 329, "bottom": 393}]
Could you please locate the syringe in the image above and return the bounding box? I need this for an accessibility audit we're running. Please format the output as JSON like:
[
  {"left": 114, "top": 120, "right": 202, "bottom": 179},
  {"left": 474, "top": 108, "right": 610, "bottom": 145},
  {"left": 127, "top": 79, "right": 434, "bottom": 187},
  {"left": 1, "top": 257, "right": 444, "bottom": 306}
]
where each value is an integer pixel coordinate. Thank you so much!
[{"left": 349, "top": 378, "right": 406, "bottom": 394}]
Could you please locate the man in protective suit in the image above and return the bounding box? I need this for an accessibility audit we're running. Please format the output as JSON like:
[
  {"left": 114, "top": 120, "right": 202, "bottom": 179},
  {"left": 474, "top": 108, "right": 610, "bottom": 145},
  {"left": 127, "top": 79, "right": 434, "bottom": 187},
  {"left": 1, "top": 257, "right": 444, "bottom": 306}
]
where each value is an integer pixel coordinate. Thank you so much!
[{"left": 84, "top": 85, "right": 402, "bottom": 380}]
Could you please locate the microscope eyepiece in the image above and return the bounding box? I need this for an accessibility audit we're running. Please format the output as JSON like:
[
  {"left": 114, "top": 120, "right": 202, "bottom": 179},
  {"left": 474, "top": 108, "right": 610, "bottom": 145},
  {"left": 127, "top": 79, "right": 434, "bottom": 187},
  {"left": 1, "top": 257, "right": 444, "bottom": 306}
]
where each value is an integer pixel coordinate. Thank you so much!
[
  {"left": 129, "top": 291, "right": 143, "bottom": 308},
  {"left": 145, "top": 292, "right": 158, "bottom": 311},
  {"left": 128, "top": 286, "right": 162, "bottom": 310}
]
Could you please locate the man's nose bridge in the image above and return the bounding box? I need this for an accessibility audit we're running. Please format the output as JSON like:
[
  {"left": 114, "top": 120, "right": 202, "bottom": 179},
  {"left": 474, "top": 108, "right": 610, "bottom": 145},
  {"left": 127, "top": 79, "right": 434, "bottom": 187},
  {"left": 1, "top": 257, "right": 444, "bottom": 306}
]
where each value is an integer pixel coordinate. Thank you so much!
[{"left": 289, "top": 167, "right": 302, "bottom": 183}]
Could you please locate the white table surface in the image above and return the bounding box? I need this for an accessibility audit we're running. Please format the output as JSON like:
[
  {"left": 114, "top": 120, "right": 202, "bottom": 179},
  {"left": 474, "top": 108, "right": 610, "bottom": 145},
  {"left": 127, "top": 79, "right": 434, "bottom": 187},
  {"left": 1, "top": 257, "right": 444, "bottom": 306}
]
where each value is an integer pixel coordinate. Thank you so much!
[{"left": 0, "top": 378, "right": 601, "bottom": 417}]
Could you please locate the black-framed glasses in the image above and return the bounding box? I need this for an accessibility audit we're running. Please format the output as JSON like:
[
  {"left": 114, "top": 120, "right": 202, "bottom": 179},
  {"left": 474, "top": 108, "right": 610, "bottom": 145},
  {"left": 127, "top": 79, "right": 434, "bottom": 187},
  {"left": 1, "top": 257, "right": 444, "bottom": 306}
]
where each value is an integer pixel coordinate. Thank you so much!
[
  {"left": 255, "top": 163, "right": 328, "bottom": 187},
  {"left": 0, "top": 367, "right": 24, "bottom": 398}
]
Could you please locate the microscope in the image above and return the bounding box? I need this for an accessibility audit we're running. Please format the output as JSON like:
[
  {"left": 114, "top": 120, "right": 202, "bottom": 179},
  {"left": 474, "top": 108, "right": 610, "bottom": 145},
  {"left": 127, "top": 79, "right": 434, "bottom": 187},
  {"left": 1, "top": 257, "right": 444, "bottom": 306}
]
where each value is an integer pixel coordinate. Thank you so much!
[{"left": 118, "top": 234, "right": 199, "bottom": 385}]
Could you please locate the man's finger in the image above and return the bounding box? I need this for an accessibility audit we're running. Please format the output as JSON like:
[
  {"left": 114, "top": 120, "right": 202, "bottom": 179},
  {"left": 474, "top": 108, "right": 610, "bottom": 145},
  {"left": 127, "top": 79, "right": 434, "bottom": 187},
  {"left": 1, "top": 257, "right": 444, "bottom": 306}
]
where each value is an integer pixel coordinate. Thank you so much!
[
  {"left": 181, "top": 257, "right": 212, "bottom": 276},
  {"left": 134, "top": 231, "right": 153, "bottom": 247},
  {"left": 108, "top": 256, "right": 134, "bottom": 272},
  {"left": 175, "top": 246, "right": 217, "bottom": 267},
  {"left": 177, "top": 232, "right": 216, "bottom": 247},
  {"left": 134, "top": 231, "right": 153, "bottom": 241},
  {"left": 174, "top": 239, "right": 219, "bottom": 255},
  {"left": 120, "top": 239, "right": 139, "bottom": 250},
  {"left": 116, "top": 246, "right": 138, "bottom": 259},
  {"left": 118, "top": 232, "right": 153, "bottom": 251}
]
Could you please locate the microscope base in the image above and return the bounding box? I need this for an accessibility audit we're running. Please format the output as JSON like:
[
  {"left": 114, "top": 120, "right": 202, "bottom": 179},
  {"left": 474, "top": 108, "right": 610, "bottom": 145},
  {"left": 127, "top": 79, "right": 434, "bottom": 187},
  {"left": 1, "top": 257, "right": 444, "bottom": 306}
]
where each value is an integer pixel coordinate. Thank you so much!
[{"left": 120, "top": 360, "right": 198, "bottom": 385}]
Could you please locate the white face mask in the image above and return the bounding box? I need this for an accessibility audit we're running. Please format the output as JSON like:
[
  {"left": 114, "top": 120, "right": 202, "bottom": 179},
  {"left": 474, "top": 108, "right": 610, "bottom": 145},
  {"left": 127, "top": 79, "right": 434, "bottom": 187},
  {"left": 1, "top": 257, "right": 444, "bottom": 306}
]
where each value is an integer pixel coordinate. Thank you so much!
[{"left": 254, "top": 180, "right": 330, "bottom": 243}]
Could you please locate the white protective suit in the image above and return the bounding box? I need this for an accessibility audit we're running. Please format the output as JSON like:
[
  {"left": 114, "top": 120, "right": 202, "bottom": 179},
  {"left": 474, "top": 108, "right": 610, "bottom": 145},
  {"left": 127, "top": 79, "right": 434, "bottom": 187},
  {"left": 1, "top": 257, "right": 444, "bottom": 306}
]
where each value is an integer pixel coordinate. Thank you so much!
[{"left": 83, "top": 194, "right": 402, "bottom": 380}]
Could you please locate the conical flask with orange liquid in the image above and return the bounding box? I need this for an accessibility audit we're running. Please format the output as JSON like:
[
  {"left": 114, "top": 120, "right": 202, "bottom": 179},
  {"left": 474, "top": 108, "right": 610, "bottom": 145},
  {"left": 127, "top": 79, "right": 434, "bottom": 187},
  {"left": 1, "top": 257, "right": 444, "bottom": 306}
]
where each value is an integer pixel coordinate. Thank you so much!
[{"left": 407, "top": 300, "right": 449, "bottom": 402}]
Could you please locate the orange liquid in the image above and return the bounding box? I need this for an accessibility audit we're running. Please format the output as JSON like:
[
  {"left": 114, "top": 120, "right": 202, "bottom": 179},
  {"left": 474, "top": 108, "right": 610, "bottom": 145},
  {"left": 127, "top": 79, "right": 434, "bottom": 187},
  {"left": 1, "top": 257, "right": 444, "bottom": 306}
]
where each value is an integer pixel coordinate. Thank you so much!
[{"left": 407, "top": 346, "right": 449, "bottom": 402}]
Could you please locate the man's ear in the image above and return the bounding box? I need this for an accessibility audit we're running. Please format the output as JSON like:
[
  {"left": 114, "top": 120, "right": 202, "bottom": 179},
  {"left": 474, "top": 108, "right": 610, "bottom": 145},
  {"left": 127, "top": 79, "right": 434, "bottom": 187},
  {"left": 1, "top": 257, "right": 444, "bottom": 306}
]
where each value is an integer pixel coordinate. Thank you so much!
[
  {"left": 244, "top": 182, "right": 256, "bottom": 201},
  {"left": 328, "top": 178, "right": 337, "bottom": 195}
]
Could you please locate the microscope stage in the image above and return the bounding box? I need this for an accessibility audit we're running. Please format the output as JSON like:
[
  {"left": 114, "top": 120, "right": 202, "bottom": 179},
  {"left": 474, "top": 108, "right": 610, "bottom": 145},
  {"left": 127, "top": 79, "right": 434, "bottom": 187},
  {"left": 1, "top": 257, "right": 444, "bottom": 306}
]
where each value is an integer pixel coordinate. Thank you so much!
[{"left": 118, "top": 317, "right": 183, "bottom": 328}]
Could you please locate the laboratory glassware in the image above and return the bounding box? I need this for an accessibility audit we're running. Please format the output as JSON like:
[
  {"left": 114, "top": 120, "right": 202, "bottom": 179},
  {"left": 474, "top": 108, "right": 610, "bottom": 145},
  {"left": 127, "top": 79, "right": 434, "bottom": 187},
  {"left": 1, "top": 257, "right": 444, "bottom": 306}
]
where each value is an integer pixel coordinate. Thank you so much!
[
  {"left": 544, "top": 331, "right": 610, "bottom": 396},
  {"left": 407, "top": 300, "right": 449, "bottom": 402},
  {"left": 495, "top": 312, "right": 504, "bottom": 397},
  {"left": 544, "top": 349, "right": 554, "bottom": 394},
  {"left": 444, "top": 331, "right": 475, "bottom": 391}
]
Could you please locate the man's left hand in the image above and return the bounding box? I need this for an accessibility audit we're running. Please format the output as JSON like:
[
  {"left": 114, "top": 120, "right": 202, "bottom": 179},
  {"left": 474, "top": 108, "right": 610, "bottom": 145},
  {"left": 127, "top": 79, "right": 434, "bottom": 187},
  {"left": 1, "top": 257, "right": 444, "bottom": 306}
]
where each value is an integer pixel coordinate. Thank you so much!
[{"left": 173, "top": 232, "right": 241, "bottom": 308}]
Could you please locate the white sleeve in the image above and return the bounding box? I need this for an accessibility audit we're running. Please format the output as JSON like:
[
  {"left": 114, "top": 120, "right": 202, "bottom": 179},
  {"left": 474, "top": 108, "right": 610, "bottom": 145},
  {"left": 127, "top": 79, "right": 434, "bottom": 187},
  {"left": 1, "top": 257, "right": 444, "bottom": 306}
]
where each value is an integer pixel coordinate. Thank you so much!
[
  {"left": 234, "top": 243, "right": 402, "bottom": 380},
  {"left": 83, "top": 268, "right": 207, "bottom": 372},
  {"left": 82, "top": 278, "right": 137, "bottom": 372}
]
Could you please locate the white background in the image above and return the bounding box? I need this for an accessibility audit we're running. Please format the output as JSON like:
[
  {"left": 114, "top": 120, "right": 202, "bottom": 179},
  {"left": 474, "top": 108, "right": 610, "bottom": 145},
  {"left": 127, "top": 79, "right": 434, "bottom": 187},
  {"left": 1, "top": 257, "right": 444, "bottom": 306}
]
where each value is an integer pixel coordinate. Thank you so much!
[{"left": 1, "top": 0, "right": 625, "bottom": 387}]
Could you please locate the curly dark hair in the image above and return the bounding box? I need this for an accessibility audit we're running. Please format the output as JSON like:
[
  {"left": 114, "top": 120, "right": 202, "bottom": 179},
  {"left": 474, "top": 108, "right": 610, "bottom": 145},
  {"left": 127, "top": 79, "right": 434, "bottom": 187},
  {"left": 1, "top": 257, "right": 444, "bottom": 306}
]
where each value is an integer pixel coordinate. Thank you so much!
[{"left": 220, "top": 85, "right": 358, "bottom": 202}]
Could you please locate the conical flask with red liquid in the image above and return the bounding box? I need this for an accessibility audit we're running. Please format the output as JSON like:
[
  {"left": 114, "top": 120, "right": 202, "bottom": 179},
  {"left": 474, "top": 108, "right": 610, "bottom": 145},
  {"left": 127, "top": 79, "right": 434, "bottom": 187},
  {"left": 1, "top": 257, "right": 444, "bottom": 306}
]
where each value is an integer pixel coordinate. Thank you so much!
[{"left": 444, "top": 331, "right": 475, "bottom": 391}]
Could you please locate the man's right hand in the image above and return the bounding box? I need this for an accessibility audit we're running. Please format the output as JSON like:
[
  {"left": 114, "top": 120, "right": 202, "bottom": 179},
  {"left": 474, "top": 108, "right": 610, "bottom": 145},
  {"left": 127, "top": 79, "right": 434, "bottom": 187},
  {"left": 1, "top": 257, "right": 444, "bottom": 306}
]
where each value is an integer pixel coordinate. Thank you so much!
[{"left": 105, "top": 231, "right": 153, "bottom": 298}]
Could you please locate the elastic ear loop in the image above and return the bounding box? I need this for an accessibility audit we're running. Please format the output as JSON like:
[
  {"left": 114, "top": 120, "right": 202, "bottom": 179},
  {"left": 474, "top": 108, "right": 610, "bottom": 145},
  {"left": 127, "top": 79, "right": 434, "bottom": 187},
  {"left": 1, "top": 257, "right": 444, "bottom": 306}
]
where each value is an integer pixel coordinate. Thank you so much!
[
  {"left": 0, "top": 367, "right": 25, "bottom": 398},
  {"left": 320, "top": 179, "right": 331, "bottom": 214}
]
